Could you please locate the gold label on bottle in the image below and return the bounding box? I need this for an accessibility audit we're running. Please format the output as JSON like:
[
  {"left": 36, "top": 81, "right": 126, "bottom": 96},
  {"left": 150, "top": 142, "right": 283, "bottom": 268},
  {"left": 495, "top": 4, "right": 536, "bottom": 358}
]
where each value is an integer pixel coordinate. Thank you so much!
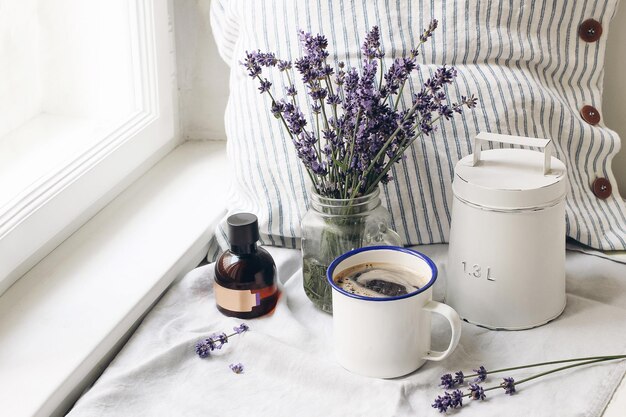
[{"left": 214, "top": 283, "right": 260, "bottom": 312}]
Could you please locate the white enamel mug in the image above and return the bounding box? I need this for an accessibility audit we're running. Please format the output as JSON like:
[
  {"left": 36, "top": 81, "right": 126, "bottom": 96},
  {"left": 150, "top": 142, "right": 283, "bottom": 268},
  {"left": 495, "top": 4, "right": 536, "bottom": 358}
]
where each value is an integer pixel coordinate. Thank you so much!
[{"left": 327, "top": 246, "right": 462, "bottom": 379}]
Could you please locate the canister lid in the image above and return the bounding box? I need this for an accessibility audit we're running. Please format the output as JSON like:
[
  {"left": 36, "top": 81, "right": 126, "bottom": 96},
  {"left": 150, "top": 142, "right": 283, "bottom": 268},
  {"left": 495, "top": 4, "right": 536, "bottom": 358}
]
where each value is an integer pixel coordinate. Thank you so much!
[{"left": 453, "top": 133, "right": 567, "bottom": 210}]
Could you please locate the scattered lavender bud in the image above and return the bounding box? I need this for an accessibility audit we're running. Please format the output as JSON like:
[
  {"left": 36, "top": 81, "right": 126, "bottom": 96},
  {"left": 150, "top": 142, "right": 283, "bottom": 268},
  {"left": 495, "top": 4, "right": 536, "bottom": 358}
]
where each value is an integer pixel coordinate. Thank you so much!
[
  {"left": 473, "top": 366, "right": 488, "bottom": 382},
  {"left": 501, "top": 377, "right": 516, "bottom": 395},
  {"left": 233, "top": 323, "right": 250, "bottom": 334},
  {"left": 229, "top": 363, "right": 245, "bottom": 374}
]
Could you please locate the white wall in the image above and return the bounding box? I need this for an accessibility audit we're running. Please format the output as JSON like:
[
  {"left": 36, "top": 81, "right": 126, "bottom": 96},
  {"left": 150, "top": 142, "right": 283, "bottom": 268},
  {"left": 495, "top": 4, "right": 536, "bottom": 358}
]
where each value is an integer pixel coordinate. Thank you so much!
[
  {"left": 175, "top": 0, "right": 626, "bottom": 193},
  {"left": 174, "top": 0, "right": 229, "bottom": 141}
]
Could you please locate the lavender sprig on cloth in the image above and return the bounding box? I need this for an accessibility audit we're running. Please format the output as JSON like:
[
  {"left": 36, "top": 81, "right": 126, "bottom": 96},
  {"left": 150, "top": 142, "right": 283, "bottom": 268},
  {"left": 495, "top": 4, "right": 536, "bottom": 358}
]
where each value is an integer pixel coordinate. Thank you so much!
[
  {"left": 194, "top": 323, "right": 250, "bottom": 359},
  {"left": 242, "top": 23, "right": 477, "bottom": 199},
  {"left": 432, "top": 354, "right": 626, "bottom": 413}
]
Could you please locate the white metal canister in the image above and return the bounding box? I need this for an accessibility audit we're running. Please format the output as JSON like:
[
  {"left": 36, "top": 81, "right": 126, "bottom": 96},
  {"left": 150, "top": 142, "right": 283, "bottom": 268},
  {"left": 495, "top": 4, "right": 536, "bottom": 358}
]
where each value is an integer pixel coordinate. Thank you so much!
[{"left": 446, "top": 132, "right": 568, "bottom": 330}]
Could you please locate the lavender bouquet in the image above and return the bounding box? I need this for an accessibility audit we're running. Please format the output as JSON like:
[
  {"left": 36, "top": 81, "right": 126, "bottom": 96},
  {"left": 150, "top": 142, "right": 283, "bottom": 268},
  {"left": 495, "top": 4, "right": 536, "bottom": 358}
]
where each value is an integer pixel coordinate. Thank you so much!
[
  {"left": 243, "top": 22, "right": 475, "bottom": 199},
  {"left": 243, "top": 23, "right": 476, "bottom": 311}
]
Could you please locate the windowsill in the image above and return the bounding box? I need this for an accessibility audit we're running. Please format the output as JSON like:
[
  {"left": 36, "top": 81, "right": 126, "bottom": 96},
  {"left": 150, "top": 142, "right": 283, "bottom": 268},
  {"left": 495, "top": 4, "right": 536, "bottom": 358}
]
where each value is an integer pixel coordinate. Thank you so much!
[{"left": 0, "top": 141, "right": 227, "bottom": 417}]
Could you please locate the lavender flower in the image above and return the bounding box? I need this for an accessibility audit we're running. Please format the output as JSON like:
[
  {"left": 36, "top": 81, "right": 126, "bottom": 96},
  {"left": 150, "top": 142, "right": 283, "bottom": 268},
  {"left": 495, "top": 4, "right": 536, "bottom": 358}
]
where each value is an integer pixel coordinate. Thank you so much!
[
  {"left": 440, "top": 373, "right": 455, "bottom": 389},
  {"left": 361, "top": 26, "right": 383, "bottom": 60},
  {"left": 281, "top": 102, "right": 308, "bottom": 134},
  {"left": 458, "top": 95, "right": 478, "bottom": 111},
  {"left": 473, "top": 366, "right": 488, "bottom": 382},
  {"left": 383, "top": 58, "right": 415, "bottom": 96},
  {"left": 469, "top": 384, "right": 486, "bottom": 401},
  {"left": 501, "top": 377, "right": 516, "bottom": 395},
  {"left": 241, "top": 50, "right": 262, "bottom": 77},
  {"left": 420, "top": 19, "right": 439, "bottom": 43},
  {"left": 211, "top": 332, "right": 229, "bottom": 349},
  {"left": 334, "top": 68, "right": 345, "bottom": 86},
  {"left": 195, "top": 323, "right": 249, "bottom": 359},
  {"left": 195, "top": 340, "right": 212, "bottom": 358},
  {"left": 285, "top": 85, "right": 297, "bottom": 97},
  {"left": 432, "top": 394, "right": 451, "bottom": 413},
  {"left": 432, "top": 389, "right": 464, "bottom": 413},
  {"left": 309, "top": 86, "right": 328, "bottom": 101},
  {"left": 326, "top": 94, "right": 341, "bottom": 105},
  {"left": 454, "top": 371, "right": 465, "bottom": 385},
  {"left": 271, "top": 100, "right": 285, "bottom": 118},
  {"left": 449, "top": 389, "right": 464, "bottom": 408},
  {"left": 229, "top": 363, "right": 245, "bottom": 374},
  {"left": 233, "top": 323, "right": 250, "bottom": 334},
  {"left": 241, "top": 50, "right": 277, "bottom": 78},
  {"left": 258, "top": 79, "right": 272, "bottom": 94},
  {"left": 194, "top": 336, "right": 220, "bottom": 358},
  {"left": 277, "top": 60, "right": 292, "bottom": 71},
  {"left": 257, "top": 52, "right": 277, "bottom": 67}
]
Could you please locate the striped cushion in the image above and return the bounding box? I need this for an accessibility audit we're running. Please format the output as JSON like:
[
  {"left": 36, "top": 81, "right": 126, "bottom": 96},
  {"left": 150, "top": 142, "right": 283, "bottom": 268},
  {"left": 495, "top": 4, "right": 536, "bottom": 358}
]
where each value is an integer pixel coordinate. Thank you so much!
[{"left": 208, "top": 0, "right": 626, "bottom": 256}]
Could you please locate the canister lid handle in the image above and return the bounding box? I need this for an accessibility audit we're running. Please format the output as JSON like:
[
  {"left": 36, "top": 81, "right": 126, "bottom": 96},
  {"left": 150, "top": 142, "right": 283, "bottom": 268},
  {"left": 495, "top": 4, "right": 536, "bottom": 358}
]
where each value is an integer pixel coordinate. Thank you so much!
[{"left": 472, "top": 132, "right": 553, "bottom": 175}]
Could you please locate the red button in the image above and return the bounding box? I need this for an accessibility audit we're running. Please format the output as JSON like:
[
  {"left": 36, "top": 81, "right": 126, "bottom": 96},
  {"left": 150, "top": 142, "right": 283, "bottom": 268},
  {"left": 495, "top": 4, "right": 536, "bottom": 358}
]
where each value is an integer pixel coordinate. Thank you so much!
[
  {"left": 580, "top": 105, "right": 601, "bottom": 125},
  {"left": 579, "top": 19, "right": 603, "bottom": 42},
  {"left": 592, "top": 178, "right": 612, "bottom": 200}
]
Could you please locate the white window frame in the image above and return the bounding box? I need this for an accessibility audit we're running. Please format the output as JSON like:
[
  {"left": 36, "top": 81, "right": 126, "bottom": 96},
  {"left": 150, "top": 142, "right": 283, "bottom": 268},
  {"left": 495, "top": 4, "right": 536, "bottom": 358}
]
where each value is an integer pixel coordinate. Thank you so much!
[{"left": 0, "top": 0, "right": 179, "bottom": 295}]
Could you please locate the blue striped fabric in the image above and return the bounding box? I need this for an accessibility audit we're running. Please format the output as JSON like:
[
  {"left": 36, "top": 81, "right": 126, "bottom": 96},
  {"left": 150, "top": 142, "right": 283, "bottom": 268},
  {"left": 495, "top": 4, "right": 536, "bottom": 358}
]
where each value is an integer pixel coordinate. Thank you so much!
[{"left": 207, "top": 0, "right": 625, "bottom": 259}]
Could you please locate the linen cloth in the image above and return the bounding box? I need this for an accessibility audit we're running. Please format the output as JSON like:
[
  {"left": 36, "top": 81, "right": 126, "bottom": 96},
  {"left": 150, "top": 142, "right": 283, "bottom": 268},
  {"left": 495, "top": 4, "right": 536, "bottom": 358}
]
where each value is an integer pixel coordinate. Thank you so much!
[{"left": 68, "top": 245, "right": 626, "bottom": 417}]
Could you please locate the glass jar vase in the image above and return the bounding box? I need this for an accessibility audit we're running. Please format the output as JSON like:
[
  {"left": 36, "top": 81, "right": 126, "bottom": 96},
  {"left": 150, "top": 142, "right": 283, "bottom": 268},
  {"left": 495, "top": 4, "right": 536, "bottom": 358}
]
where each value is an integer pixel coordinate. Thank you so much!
[{"left": 300, "top": 188, "right": 402, "bottom": 313}]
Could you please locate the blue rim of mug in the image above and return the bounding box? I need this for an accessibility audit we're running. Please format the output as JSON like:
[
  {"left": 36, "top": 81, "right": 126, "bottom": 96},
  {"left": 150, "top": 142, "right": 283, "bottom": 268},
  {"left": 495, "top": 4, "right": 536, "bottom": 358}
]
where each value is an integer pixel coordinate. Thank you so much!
[{"left": 326, "top": 246, "right": 438, "bottom": 302}]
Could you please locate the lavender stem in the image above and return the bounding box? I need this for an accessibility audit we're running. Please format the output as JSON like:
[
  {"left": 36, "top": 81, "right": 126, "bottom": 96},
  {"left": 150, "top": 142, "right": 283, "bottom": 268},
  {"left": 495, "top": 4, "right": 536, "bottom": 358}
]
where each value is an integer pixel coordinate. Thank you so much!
[
  {"left": 514, "top": 356, "right": 626, "bottom": 386},
  {"left": 465, "top": 355, "right": 626, "bottom": 379}
]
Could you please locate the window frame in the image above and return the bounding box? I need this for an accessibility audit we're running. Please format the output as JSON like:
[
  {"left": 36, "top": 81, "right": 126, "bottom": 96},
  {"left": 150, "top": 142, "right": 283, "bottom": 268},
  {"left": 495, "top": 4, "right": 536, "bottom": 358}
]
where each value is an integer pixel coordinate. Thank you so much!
[{"left": 0, "top": 0, "right": 179, "bottom": 295}]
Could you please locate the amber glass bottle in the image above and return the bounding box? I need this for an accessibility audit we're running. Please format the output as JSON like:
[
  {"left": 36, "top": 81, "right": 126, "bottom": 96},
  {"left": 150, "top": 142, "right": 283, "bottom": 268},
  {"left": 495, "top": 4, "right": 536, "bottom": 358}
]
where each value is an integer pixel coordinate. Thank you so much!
[{"left": 214, "top": 213, "right": 278, "bottom": 318}]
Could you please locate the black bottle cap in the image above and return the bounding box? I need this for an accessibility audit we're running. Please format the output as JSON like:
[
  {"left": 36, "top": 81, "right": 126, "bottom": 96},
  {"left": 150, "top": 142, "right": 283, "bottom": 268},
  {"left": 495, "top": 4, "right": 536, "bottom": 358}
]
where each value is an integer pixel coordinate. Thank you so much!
[{"left": 227, "top": 213, "right": 260, "bottom": 246}]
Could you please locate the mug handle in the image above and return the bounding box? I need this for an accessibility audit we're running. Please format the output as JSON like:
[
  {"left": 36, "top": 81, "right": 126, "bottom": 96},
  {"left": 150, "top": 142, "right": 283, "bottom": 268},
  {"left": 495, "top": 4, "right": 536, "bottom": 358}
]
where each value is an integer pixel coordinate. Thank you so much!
[{"left": 421, "top": 300, "right": 462, "bottom": 361}]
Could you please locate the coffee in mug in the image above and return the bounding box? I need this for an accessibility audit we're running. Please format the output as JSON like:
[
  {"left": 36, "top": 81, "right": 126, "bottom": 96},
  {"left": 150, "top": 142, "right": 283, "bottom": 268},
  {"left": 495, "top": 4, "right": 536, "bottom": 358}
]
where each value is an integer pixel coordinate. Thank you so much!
[{"left": 333, "top": 262, "right": 425, "bottom": 297}]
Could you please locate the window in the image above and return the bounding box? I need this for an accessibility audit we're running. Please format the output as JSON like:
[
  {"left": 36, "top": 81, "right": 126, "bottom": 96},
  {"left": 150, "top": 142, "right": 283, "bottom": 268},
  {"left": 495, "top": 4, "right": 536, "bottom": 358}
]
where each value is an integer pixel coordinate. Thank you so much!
[{"left": 0, "top": 0, "right": 178, "bottom": 294}]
